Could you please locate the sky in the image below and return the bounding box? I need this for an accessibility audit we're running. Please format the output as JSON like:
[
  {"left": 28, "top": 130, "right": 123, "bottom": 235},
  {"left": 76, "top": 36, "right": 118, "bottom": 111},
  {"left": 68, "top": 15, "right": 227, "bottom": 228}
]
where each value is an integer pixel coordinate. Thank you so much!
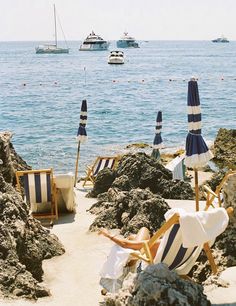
[{"left": 0, "top": 0, "right": 235, "bottom": 41}]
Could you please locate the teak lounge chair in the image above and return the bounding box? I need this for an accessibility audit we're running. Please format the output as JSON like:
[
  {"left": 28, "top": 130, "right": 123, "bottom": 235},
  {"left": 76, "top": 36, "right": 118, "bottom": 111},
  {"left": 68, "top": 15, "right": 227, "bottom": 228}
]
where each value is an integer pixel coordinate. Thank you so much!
[
  {"left": 16, "top": 169, "right": 58, "bottom": 221},
  {"left": 83, "top": 156, "right": 120, "bottom": 187},
  {"left": 204, "top": 170, "right": 236, "bottom": 211},
  {"left": 131, "top": 207, "right": 233, "bottom": 276}
]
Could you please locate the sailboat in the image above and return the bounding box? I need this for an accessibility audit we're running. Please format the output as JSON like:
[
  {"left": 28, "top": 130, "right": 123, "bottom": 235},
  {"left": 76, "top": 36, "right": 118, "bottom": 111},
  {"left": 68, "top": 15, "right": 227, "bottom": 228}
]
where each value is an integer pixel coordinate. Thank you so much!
[{"left": 35, "top": 4, "right": 69, "bottom": 54}]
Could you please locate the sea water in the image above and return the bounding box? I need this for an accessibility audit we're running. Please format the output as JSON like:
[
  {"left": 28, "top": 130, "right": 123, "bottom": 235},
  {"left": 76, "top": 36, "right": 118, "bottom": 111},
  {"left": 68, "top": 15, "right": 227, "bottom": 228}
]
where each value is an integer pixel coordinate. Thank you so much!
[{"left": 0, "top": 41, "right": 235, "bottom": 175}]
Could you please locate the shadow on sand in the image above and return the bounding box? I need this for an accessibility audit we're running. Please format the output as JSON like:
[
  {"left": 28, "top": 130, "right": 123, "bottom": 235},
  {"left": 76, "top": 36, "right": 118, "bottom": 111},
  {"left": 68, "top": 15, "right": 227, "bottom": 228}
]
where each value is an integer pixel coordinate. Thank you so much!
[{"left": 55, "top": 211, "right": 76, "bottom": 225}]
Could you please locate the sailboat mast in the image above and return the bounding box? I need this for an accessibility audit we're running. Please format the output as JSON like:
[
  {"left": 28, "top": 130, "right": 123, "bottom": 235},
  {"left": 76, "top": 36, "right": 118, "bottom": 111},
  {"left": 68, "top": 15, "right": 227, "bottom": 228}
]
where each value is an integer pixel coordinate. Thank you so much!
[{"left": 53, "top": 4, "right": 57, "bottom": 47}]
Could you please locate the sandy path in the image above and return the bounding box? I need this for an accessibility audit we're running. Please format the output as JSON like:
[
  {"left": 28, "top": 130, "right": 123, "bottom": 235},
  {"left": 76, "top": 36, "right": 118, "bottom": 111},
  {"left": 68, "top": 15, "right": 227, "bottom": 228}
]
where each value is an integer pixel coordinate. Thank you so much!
[
  {"left": 1, "top": 185, "right": 236, "bottom": 306},
  {"left": 3, "top": 186, "right": 113, "bottom": 306}
]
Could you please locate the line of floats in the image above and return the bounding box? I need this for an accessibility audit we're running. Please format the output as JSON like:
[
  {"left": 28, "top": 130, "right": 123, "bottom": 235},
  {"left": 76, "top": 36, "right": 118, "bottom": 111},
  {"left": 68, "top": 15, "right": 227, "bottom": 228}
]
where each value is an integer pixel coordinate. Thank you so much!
[{"left": 20, "top": 76, "right": 234, "bottom": 87}]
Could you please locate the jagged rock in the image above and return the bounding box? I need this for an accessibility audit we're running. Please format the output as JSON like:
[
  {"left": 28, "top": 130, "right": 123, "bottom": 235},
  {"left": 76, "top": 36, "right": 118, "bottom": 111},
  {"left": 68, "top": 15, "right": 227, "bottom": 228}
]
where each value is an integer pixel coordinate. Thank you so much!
[
  {"left": 89, "top": 188, "right": 170, "bottom": 236},
  {"left": 0, "top": 132, "right": 65, "bottom": 299},
  {"left": 214, "top": 128, "right": 236, "bottom": 169},
  {"left": 104, "top": 263, "right": 210, "bottom": 306},
  {"left": 223, "top": 173, "right": 236, "bottom": 220},
  {"left": 0, "top": 176, "right": 65, "bottom": 299},
  {"left": 87, "top": 168, "right": 116, "bottom": 197},
  {"left": 0, "top": 132, "right": 31, "bottom": 184},
  {"left": 88, "top": 153, "right": 194, "bottom": 200},
  {"left": 157, "top": 179, "right": 194, "bottom": 199},
  {"left": 112, "top": 175, "right": 131, "bottom": 191},
  {"left": 116, "top": 153, "right": 172, "bottom": 188}
]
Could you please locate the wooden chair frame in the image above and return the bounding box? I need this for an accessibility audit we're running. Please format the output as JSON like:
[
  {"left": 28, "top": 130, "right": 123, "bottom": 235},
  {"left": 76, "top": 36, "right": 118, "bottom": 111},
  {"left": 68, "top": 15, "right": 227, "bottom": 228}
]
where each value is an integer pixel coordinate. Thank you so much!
[
  {"left": 130, "top": 211, "right": 232, "bottom": 275},
  {"left": 16, "top": 169, "right": 58, "bottom": 221},
  {"left": 204, "top": 170, "right": 236, "bottom": 210},
  {"left": 83, "top": 156, "right": 121, "bottom": 187}
]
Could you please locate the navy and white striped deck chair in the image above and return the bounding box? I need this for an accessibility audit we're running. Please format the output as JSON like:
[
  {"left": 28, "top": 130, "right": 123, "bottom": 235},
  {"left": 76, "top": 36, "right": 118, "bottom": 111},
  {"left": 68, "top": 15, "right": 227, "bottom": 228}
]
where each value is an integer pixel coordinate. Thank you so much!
[
  {"left": 132, "top": 212, "right": 218, "bottom": 276},
  {"left": 83, "top": 156, "right": 119, "bottom": 187},
  {"left": 16, "top": 169, "right": 58, "bottom": 221},
  {"left": 204, "top": 170, "right": 236, "bottom": 211},
  {"left": 165, "top": 154, "right": 186, "bottom": 181}
]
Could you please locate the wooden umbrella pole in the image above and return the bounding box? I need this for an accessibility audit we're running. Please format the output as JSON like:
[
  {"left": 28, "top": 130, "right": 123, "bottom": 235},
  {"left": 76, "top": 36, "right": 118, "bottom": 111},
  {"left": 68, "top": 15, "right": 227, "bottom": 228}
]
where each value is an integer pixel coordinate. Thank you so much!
[
  {"left": 194, "top": 169, "right": 199, "bottom": 211},
  {"left": 74, "top": 141, "right": 81, "bottom": 187}
]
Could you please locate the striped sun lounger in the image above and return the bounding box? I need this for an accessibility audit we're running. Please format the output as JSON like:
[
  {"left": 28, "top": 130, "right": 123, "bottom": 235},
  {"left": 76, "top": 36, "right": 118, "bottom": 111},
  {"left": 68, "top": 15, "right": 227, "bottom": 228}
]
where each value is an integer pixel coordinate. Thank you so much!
[
  {"left": 130, "top": 209, "right": 228, "bottom": 276},
  {"left": 153, "top": 222, "right": 201, "bottom": 275},
  {"left": 16, "top": 169, "right": 58, "bottom": 221},
  {"left": 83, "top": 156, "right": 119, "bottom": 187},
  {"left": 165, "top": 154, "right": 186, "bottom": 181}
]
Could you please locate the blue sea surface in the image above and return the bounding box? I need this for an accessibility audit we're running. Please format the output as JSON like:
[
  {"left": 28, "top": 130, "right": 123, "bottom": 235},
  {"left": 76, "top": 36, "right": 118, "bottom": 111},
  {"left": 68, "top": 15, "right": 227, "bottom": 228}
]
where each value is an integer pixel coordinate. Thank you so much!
[{"left": 0, "top": 41, "right": 235, "bottom": 175}]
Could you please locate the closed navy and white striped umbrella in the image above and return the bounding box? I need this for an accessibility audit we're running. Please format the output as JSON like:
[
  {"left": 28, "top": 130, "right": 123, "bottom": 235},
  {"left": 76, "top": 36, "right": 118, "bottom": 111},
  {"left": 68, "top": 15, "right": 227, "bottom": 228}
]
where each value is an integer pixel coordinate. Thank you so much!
[
  {"left": 75, "top": 99, "right": 88, "bottom": 186},
  {"left": 185, "top": 79, "right": 213, "bottom": 168},
  {"left": 77, "top": 99, "right": 87, "bottom": 143},
  {"left": 185, "top": 78, "right": 213, "bottom": 210},
  {"left": 151, "top": 111, "right": 163, "bottom": 159}
]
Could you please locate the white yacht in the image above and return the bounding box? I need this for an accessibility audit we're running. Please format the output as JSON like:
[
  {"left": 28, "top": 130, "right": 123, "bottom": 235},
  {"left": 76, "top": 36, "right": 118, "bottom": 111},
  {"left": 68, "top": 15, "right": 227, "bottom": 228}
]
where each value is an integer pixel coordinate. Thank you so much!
[
  {"left": 116, "top": 32, "right": 139, "bottom": 48},
  {"left": 212, "top": 36, "right": 229, "bottom": 43},
  {"left": 108, "top": 51, "right": 124, "bottom": 64},
  {"left": 79, "top": 31, "right": 109, "bottom": 51}
]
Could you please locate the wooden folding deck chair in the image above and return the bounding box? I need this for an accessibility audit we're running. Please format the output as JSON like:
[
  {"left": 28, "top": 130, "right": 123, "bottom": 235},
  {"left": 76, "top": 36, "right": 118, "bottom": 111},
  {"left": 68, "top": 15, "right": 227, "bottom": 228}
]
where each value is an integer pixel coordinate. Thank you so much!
[
  {"left": 165, "top": 154, "right": 186, "bottom": 181},
  {"left": 204, "top": 170, "right": 236, "bottom": 211},
  {"left": 83, "top": 156, "right": 120, "bottom": 187},
  {"left": 16, "top": 169, "right": 58, "bottom": 222},
  {"left": 131, "top": 207, "right": 233, "bottom": 276}
]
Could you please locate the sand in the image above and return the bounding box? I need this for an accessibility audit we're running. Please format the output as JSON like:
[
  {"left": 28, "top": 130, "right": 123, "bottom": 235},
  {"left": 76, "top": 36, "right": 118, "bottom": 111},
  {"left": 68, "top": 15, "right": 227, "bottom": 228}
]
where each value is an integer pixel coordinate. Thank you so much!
[{"left": 1, "top": 182, "right": 236, "bottom": 306}]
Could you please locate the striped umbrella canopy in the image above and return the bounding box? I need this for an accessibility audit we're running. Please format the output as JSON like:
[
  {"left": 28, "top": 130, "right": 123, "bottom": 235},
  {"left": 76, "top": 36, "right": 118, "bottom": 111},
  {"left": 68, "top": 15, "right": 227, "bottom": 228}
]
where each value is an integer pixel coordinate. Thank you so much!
[
  {"left": 151, "top": 111, "right": 163, "bottom": 160},
  {"left": 185, "top": 78, "right": 213, "bottom": 210},
  {"left": 75, "top": 99, "right": 88, "bottom": 186},
  {"left": 77, "top": 99, "right": 88, "bottom": 143}
]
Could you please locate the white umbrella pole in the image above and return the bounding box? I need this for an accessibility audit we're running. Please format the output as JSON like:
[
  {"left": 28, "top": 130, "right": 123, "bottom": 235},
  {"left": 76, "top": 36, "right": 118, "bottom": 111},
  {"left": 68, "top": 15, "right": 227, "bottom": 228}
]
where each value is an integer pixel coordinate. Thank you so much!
[
  {"left": 74, "top": 140, "right": 81, "bottom": 187},
  {"left": 194, "top": 169, "right": 199, "bottom": 211}
]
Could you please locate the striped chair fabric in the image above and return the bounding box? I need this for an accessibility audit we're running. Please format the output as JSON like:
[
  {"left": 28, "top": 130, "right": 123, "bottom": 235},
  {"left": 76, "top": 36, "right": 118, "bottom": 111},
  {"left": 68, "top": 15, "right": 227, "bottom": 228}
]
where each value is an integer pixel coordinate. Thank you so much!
[
  {"left": 16, "top": 169, "right": 58, "bottom": 221},
  {"left": 23, "top": 172, "right": 51, "bottom": 204},
  {"left": 154, "top": 223, "right": 200, "bottom": 274},
  {"left": 93, "top": 158, "right": 116, "bottom": 177},
  {"left": 131, "top": 211, "right": 219, "bottom": 276},
  {"left": 83, "top": 156, "right": 119, "bottom": 187}
]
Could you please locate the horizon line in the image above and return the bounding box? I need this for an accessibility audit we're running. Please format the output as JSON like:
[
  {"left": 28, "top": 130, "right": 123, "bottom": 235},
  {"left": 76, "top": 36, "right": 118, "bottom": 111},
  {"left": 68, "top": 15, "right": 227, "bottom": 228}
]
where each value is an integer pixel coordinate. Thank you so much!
[{"left": 0, "top": 39, "right": 235, "bottom": 42}]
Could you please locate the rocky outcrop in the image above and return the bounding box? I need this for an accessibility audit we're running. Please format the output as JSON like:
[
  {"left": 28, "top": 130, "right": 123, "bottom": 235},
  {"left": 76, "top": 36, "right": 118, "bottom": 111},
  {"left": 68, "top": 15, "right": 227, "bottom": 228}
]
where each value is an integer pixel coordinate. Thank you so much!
[
  {"left": 0, "top": 132, "right": 31, "bottom": 185},
  {"left": 214, "top": 128, "right": 236, "bottom": 169},
  {"left": 0, "top": 132, "right": 65, "bottom": 299},
  {"left": 104, "top": 263, "right": 210, "bottom": 306},
  {"left": 0, "top": 176, "right": 65, "bottom": 299},
  {"left": 217, "top": 173, "right": 236, "bottom": 266},
  {"left": 89, "top": 153, "right": 194, "bottom": 200},
  {"left": 89, "top": 188, "right": 169, "bottom": 236}
]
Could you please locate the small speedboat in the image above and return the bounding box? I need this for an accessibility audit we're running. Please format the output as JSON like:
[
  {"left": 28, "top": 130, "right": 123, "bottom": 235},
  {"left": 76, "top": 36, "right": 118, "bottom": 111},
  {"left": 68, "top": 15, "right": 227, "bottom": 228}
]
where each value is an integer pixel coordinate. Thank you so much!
[{"left": 108, "top": 51, "right": 124, "bottom": 64}]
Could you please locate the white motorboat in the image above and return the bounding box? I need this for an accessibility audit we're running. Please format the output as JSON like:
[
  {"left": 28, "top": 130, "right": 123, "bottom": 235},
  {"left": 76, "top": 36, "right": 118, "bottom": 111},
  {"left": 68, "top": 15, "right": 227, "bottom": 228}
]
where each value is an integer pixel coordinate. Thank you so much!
[
  {"left": 79, "top": 31, "right": 109, "bottom": 51},
  {"left": 108, "top": 51, "right": 125, "bottom": 64},
  {"left": 35, "top": 4, "right": 69, "bottom": 54}
]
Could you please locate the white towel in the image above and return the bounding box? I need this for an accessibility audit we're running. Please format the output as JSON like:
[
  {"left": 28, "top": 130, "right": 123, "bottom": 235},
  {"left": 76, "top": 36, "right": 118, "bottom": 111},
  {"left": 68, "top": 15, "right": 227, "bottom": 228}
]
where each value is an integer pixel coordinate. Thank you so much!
[
  {"left": 165, "top": 155, "right": 185, "bottom": 180},
  {"left": 165, "top": 208, "right": 229, "bottom": 248},
  {"left": 54, "top": 173, "right": 75, "bottom": 211},
  {"left": 100, "top": 245, "right": 133, "bottom": 279}
]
